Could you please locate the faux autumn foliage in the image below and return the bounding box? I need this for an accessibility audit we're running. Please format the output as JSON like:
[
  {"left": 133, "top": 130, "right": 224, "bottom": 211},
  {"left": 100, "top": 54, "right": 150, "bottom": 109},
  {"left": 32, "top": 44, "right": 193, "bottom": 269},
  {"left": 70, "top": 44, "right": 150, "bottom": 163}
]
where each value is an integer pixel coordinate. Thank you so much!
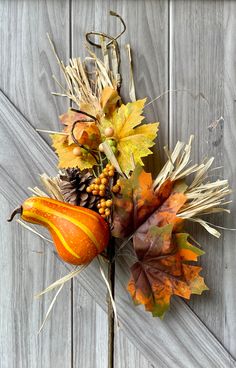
[
  {"left": 8, "top": 11, "right": 231, "bottom": 328},
  {"left": 111, "top": 137, "right": 230, "bottom": 317},
  {"left": 100, "top": 99, "right": 159, "bottom": 175},
  {"left": 128, "top": 225, "right": 207, "bottom": 318}
]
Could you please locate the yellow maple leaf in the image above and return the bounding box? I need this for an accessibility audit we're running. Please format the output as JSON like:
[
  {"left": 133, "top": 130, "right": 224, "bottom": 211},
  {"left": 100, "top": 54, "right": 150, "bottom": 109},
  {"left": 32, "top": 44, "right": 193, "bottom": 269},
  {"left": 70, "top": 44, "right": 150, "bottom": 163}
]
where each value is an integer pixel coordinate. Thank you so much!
[
  {"left": 51, "top": 134, "right": 96, "bottom": 170},
  {"left": 100, "top": 99, "right": 159, "bottom": 175}
]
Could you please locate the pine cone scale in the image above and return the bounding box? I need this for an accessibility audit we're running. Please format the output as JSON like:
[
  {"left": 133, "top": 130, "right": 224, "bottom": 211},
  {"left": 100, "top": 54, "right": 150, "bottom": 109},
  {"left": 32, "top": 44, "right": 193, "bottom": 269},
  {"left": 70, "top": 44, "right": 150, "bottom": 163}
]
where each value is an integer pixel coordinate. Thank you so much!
[{"left": 59, "top": 168, "right": 98, "bottom": 209}]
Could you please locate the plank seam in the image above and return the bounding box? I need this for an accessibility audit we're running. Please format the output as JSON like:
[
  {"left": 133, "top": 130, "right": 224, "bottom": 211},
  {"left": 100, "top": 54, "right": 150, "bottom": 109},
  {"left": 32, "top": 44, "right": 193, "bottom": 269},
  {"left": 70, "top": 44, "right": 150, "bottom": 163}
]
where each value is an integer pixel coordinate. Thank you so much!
[{"left": 68, "top": 1, "right": 74, "bottom": 366}]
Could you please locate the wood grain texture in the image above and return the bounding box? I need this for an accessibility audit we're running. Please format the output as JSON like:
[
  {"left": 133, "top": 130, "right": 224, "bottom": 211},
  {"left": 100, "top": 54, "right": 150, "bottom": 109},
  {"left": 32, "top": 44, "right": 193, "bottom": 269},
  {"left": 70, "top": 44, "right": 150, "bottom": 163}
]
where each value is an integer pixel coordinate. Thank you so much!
[
  {"left": 0, "top": 90, "right": 109, "bottom": 368},
  {"left": 0, "top": 92, "right": 72, "bottom": 367},
  {"left": 1, "top": 0, "right": 236, "bottom": 367},
  {"left": 0, "top": 0, "right": 69, "bottom": 145},
  {"left": 222, "top": 0, "right": 236, "bottom": 358},
  {"left": 114, "top": 256, "right": 235, "bottom": 368},
  {"left": 169, "top": 1, "right": 236, "bottom": 355},
  {"left": 1, "top": 90, "right": 235, "bottom": 367},
  {"left": 115, "top": 331, "right": 152, "bottom": 368},
  {"left": 71, "top": 2, "right": 109, "bottom": 367}
]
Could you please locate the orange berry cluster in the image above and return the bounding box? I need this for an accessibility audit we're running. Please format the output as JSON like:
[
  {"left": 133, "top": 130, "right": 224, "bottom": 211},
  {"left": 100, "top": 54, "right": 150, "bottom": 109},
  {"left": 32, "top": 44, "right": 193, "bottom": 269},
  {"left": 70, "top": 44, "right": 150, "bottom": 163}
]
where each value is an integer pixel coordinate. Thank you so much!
[
  {"left": 86, "top": 164, "right": 115, "bottom": 197},
  {"left": 97, "top": 198, "right": 113, "bottom": 219},
  {"left": 86, "top": 163, "right": 122, "bottom": 219}
]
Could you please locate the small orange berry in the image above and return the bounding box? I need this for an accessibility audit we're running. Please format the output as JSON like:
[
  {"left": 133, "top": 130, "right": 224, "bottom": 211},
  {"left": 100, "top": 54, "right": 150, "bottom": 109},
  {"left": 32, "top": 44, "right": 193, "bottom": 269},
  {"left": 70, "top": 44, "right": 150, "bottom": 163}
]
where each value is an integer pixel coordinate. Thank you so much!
[
  {"left": 112, "top": 185, "right": 120, "bottom": 193},
  {"left": 92, "top": 190, "right": 98, "bottom": 195},
  {"left": 97, "top": 203, "right": 101, "bottom": 209},
  {"left": 105, "top": 209, "right": 111, "bottom": 216},
  {"left": 106, "top": 200, "right": 112, "bottom": 207},
  {"left": 99, "top": 190, "right": 105, "bottom": 197},
  {"left": 108, "top": 170, "right": 115, "bottom": 177},
  {"left": 101, "top": 178, "right": 108, "bottom": 185},
  {"left": 99, "top": 184, "right": 106, "bottom": 191},
  {"left": 101, "top": 201, "right": 107, "bottom": 208},
  {"left": 99, "top": 208, "right": 105, "bottom": 214},
  {"left": 94, "top": 178, "right": 101, "bottom": 184},
  {"left": 86, "top": 187, "right": 92, "bottom": 193}
]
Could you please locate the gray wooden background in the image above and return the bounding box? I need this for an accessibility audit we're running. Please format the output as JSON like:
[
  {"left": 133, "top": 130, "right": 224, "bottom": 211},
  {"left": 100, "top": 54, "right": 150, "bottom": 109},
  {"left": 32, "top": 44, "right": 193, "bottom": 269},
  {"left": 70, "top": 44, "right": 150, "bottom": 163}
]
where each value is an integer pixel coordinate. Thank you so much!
[{"left": 0, "top": 1, "right": 236, "bottom": 367}]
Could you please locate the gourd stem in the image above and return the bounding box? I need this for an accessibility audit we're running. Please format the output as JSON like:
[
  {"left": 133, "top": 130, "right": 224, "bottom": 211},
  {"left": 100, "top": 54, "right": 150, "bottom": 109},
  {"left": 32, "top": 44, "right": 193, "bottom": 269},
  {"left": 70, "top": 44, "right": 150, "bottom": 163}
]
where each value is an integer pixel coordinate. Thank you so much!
[{"left": 7, "top": 207, "right": 23, "bottom": 222}]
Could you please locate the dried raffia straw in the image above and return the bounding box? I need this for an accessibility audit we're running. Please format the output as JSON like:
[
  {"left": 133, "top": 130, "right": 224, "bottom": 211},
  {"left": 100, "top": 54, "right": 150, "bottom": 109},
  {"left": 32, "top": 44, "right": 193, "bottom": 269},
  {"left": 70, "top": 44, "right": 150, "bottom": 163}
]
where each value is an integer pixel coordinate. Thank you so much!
[
  {"left": 97, "top": 256, "right": 119, "bottom": 329},
  {"left": 36, "top": 129, "right": 68, "bottom": 136},
  {"left": 28, "top": 173, "right": 63, "bottom": 201},
  {"left": 153, "top": 136, "right": 232, "bottom": 237},
  {"left": 38, "top": 283, "right": 64, "bottom": 334},
  {"left": 35, "top": 264, "right": 90, "bottom": 332},
  {"left": 126, "top": 44, "right": 136, "bottom": 102},
  {"left": 35, "top": 264, "right": 89, "bottom": 298},
  {"left": 47, "top": 10, "right": 126, "bottom": 123},
  {"left": 16, "top": 219, "right": 53, "bottom": 244},
  {"left": 28, "top": 186, "right": 49, "bottom": 197},
  {"left": 39, "top": 173, "right": 64, "bottom": 201},
  {"left": 47, "top": 29, "right": 119, "bottom": 112}
]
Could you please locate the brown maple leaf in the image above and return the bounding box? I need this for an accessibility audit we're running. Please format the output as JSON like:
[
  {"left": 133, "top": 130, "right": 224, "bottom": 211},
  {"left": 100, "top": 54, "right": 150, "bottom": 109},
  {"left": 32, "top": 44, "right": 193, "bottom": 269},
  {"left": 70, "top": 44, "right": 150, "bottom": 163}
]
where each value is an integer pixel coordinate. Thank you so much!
[
  {"left": 127, "top": 224, "right": 208, "bottom": 318},
  {"left": 112, "top": 165, "right": 174, "bottom": 238}
]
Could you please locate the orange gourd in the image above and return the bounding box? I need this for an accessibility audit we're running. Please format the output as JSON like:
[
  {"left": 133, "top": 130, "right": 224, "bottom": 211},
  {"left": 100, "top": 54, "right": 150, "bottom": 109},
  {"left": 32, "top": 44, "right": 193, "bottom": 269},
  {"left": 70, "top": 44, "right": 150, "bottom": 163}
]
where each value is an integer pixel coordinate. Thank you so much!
[{"left": 8, "top": 197, "right": 110, "bottom": 265}]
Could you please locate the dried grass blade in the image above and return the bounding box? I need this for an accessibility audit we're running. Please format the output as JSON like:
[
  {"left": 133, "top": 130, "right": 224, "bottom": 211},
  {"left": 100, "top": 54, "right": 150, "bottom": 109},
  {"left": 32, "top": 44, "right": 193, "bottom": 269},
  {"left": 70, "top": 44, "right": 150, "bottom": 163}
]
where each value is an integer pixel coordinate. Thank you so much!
[
  {"left": 184, "top": 217, "right": 221, "bottom": 238},
  {"left": 28, "top": 186, "right": 49, "bottom": 197},
  {"left": 97, "top": 256, "right": 119, "bottom": 329},
  {"left": 35, "top": 264, "right": 89, "bottom": 298},
  {"left": 40, "top": 173, "right": 64, "bottom": 201},
  {"left": 38, "top": 283, "right": 64, "bottom": 334},
  {"left": 17, "top": 219, "right": 53, "bottom": 243},
  {"left": 126, "top": 44, "right": 136, "bottom": 102}
]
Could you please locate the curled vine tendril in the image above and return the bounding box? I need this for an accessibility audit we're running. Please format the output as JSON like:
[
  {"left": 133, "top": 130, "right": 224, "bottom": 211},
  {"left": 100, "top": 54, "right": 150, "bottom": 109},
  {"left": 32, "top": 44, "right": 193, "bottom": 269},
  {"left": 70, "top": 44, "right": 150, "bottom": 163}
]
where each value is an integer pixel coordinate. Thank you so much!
[
  {"left": 71, "top": 11, "right": 126, "bottom": 165},
  {"left": 85, "top": 11, "right": 126, "bottom": 70},
  {"left": 70, "top": 109, "right": 99, "bottom": 164},
  {"left": 85, "top": 11, "right": 126, "bottom": 48}
]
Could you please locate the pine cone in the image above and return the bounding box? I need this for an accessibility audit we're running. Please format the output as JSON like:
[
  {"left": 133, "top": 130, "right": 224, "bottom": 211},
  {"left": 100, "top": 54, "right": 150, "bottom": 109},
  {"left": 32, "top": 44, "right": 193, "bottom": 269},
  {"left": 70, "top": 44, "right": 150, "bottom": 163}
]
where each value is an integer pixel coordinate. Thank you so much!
[{"left": 59, "top": 168, "right": 98, "bottom": 209}]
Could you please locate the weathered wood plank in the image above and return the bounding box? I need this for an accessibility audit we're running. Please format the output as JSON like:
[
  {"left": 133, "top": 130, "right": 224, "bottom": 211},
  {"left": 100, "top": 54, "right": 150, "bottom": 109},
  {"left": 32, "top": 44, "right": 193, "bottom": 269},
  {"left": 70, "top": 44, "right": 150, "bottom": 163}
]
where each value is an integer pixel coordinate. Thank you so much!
[
  {"left": 115, "top": 259, "right": 235, "bottom": 368},
  {"left": 71, "top": 1, "right": 109, "bottom": 367},
  {"left": 1, "top": 0, "right": 236, "bottom": 366},
  {"left": 0, "top": 1, "right": 72, "bottom": 366},
  {"left": 169, "top": 1, "right": 236, "bottom": 355},
  {"left": 222, "top": 0, "right": 236, "bottom": 358},
  {"left": 115, "top": 331, "right": 151, "bottom": 368},
  {"left": 0, "top": 0, "right": 69, "bottom": 145},
  {"left": 0, "top": 99, "right": 71, "bottom": 366},
  {"left": 0, "top": 89, "right": 109, "bottom": 367}
]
